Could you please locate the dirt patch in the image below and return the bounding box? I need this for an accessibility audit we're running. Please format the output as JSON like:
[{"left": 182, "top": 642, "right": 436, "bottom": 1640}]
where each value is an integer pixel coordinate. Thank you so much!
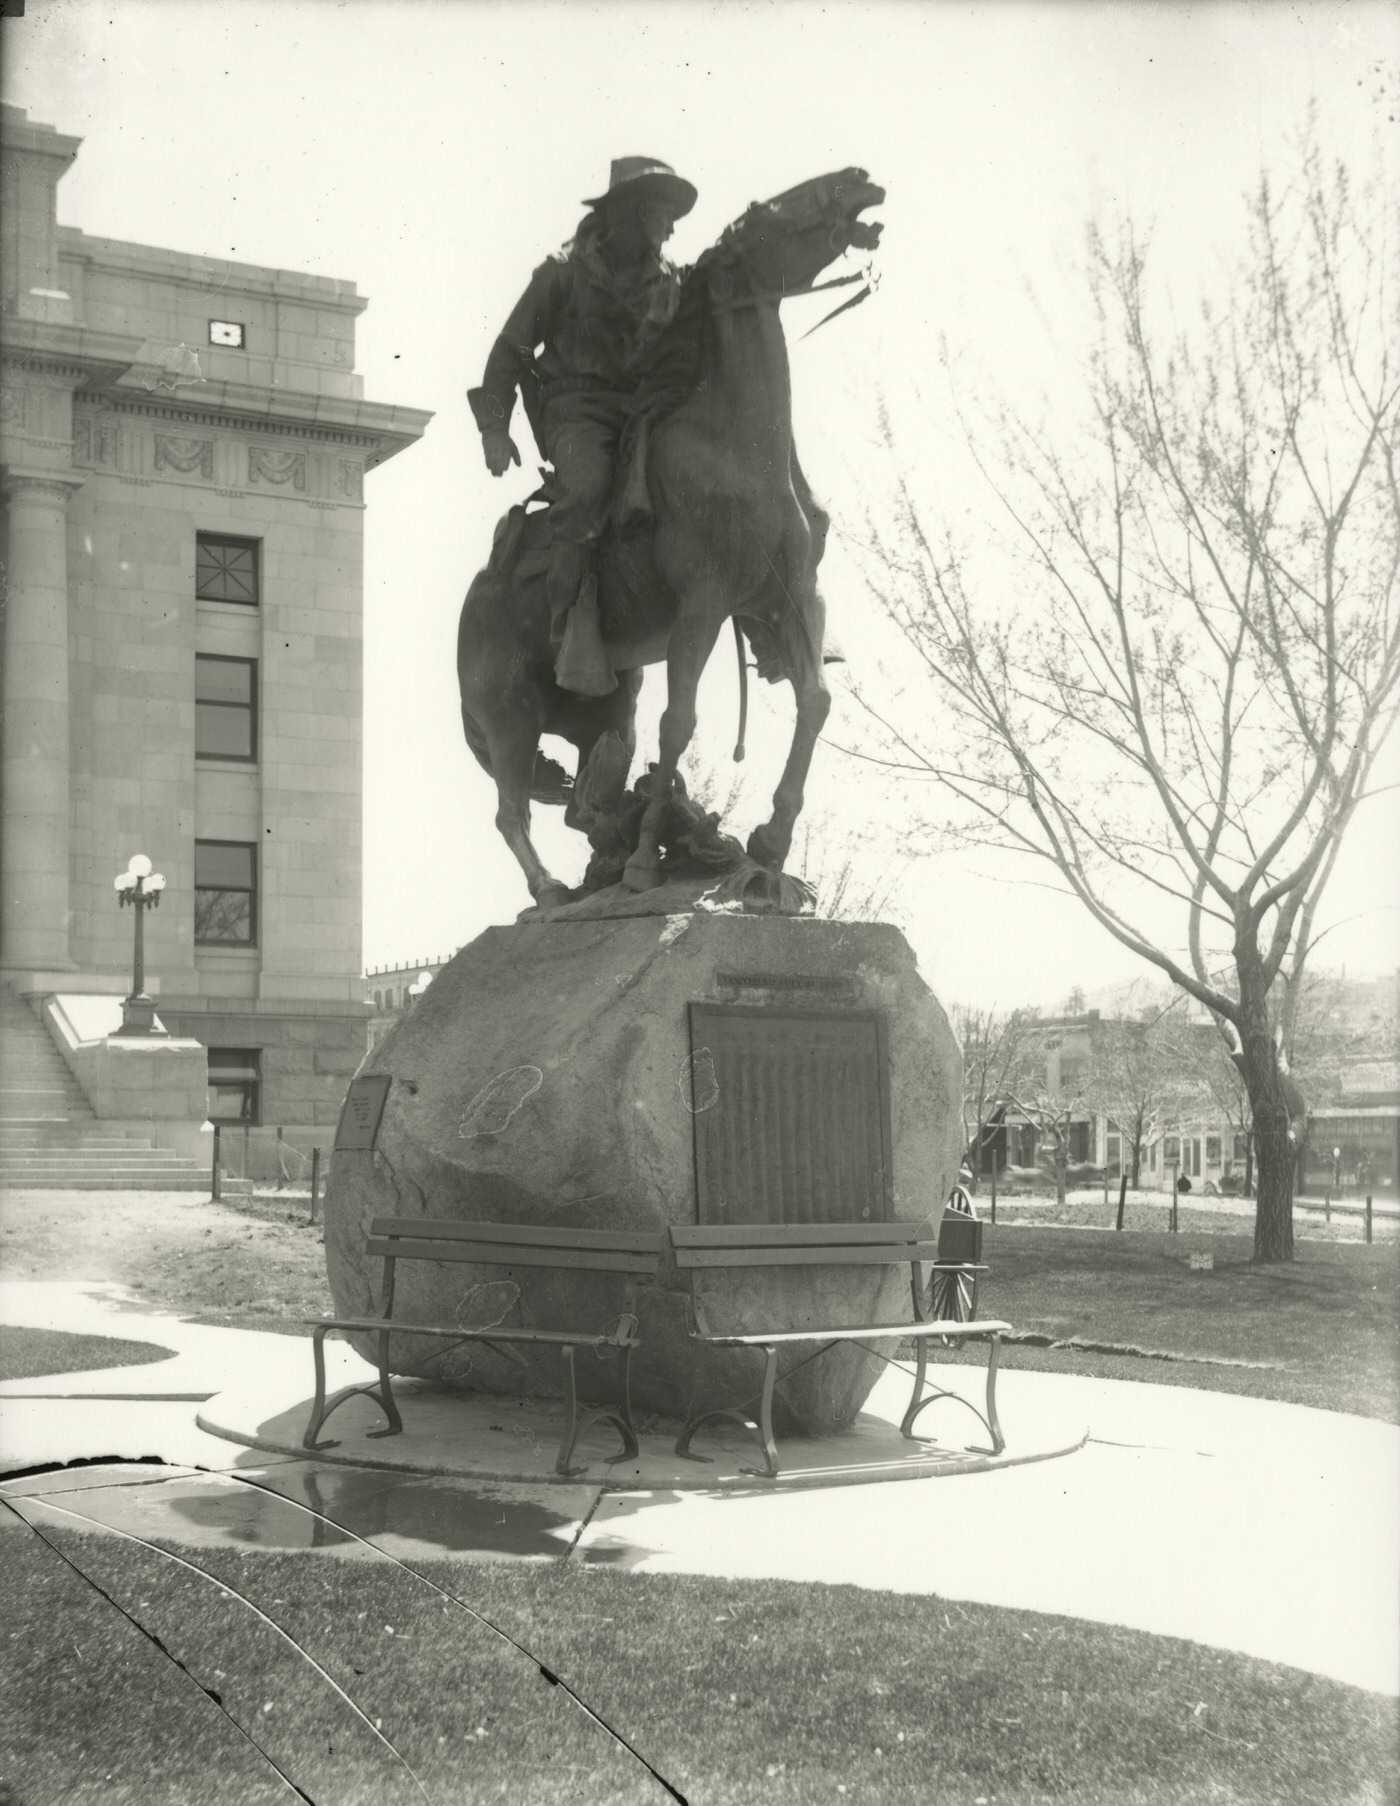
[{"left": 0, "top": 1187, "right": 333, "bottom": 1334}]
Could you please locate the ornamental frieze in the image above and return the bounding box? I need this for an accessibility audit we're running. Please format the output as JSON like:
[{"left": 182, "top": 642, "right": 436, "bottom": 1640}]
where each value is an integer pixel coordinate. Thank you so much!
[
  {"left": 338, "top": 460, "right": 364, "bottom": 501},
  {"left": 248, "top": 446, "right": 306, "bottom": 490},
  {"left": 71, "top": 416, "right": 123, "bottom": 468},
  {"left": 154, "top": 433, "right": 215, "bottom": 479}
]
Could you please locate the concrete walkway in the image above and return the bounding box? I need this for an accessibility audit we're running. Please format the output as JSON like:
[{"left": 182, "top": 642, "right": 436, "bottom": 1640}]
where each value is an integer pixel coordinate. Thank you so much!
[{"left": 2, "top": 1277, "right": 1396, "bottom": 1697}]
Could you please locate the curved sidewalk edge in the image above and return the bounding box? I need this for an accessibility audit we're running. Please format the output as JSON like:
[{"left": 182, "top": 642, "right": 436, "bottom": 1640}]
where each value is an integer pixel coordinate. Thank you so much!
[{"left": 196, "top": 1354, "right": 1089, "bottom": 1492}]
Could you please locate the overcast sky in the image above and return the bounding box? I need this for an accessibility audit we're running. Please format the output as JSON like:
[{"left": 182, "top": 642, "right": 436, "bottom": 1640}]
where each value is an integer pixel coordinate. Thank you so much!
[{"left": 6, "top": 0, "right": 1397, "bottom": 1009}]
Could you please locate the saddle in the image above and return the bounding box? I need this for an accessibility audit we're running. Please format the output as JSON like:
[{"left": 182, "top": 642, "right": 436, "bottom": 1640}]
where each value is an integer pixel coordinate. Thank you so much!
[{"left": 484, "top": 403, "right": 673, "bottom": 640}]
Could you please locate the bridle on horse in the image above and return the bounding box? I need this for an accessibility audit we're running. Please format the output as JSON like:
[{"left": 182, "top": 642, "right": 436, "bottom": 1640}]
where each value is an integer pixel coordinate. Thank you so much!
[
  {"left": 707, "top": 208, "right": 879, "bottom": 337},
  {"left": 713, "top": 263, "right": 877, "bottom": 336}
]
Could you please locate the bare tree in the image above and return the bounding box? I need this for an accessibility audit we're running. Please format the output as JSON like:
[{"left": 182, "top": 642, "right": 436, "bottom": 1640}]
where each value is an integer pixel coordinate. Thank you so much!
[
  {"left": 1083, "top": 993, "right": 1196, "bottom": 1189},
  {"left": 952, "top": 1004, "right": 1032, "bottom": 1197},
  {"left": 855, "top": 136, "right": 1400, "bottom": 1260}
]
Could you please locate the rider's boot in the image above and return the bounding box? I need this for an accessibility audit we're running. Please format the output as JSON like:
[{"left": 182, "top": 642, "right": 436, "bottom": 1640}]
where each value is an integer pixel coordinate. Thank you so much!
[{"left": 552, "top": 559, "right": 617, "bottom": 697}]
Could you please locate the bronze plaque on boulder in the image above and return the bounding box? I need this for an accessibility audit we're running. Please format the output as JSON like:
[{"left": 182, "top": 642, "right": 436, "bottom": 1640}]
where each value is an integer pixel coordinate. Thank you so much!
[
  {"left": 688, "top": 1004, "right": 892, "bottom": 1226},
  {"left": 334, "top": 1074, "right": 392, "bottom": 1151}
]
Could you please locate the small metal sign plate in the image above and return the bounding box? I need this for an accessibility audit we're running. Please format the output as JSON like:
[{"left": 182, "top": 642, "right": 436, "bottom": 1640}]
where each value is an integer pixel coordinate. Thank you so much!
[{"left": 334, "top": 1074, "right": 392, "bottom": 1151}]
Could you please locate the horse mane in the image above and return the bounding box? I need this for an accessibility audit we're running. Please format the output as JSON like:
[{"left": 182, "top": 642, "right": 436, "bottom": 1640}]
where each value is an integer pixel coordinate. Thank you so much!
[{"left": 642, "top": 205, "right": 768, "bottom": 403}]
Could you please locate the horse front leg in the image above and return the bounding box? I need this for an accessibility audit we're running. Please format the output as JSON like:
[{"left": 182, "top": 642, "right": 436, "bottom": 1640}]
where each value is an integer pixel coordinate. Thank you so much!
[
  {"left": 747, "top": 600, "right": 831, "bottom": 871},
  {"left": 622, "top": 606, "right": 725, "bottom": 892}
]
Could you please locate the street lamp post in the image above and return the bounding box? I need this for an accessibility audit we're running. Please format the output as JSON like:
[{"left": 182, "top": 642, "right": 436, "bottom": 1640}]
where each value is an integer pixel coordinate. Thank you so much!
[{"left": 114, "top": 854, "right": 167, "bottom": 1036}]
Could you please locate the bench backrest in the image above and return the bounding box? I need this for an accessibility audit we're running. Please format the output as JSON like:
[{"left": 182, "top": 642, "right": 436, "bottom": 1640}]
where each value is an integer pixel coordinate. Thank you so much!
[
  {"left": 668, "top": 1220, "right": 941, "bottom": 1270},
  {"left": 366, "top": 1217, "right": 662, "bottom": 1275},
  {"left": 668, "top": 1220, "right": 941, "bottom": 1335}
]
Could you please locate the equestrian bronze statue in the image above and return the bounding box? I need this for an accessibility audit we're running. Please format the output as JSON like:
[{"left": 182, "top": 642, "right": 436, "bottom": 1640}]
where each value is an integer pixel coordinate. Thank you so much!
[{"left": 458, "top": 164, "right": 884, "bottom": 909}]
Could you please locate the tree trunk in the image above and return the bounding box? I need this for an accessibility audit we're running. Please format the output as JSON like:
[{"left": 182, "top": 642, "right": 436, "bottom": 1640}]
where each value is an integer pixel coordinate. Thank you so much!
[
  {"left": 1251, "top": 1098, "right": 1295, "bottom": 1262},
  {"left": 1054, "top": 1150, "right": 1068, "bottom": 1206},
  {"left": 1233, "top": 999, "right": 1295, "bottom": 1261}
]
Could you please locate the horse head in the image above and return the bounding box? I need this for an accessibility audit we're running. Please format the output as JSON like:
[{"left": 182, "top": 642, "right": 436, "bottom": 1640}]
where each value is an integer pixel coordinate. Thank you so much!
[{"left": 717, "top": 167, "right": 885, "bottom": 298}]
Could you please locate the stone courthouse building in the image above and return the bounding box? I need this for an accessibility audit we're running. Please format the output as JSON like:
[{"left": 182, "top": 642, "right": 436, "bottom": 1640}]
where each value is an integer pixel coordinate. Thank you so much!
[{"left": 0, "top": 105, "right": 429, "bottom": 1177}]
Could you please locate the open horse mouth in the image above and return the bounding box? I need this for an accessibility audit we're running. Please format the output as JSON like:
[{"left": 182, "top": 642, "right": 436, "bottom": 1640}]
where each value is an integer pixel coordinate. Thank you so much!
[{"left": 834, "top": 174, "right": 885, "bottom": 253}]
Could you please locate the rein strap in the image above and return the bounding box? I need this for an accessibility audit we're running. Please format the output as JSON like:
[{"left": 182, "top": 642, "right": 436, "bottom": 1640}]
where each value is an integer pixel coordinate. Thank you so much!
[{"left": 715, "top": 266, "right": 872, "bottom": 314}]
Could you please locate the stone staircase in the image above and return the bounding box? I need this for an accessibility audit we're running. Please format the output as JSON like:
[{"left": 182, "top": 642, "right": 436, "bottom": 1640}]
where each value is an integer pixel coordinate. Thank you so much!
[{"left": 0, "top": 986, "right": 207, "bottom": 1188}]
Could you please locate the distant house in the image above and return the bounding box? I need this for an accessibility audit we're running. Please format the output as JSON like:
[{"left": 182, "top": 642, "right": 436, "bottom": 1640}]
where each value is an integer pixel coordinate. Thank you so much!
[
  {"left": 964, "top": 977, "right": 1398, "bottom": 1198},
  {"left": 1299, "top": 1062, "right": 1399, "bottom": 1199},
  {"left": 364, "top": 955, "right": 452, "bottom": 1045}
]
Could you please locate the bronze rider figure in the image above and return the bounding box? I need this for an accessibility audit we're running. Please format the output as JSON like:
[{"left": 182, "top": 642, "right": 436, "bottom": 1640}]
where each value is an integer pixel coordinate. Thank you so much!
[{"left": 468, "top": 156, "right": 697, "bottom": 697}]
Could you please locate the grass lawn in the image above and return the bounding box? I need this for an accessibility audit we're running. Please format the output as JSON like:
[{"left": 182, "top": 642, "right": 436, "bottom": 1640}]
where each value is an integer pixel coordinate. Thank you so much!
[
  {"left": 0, "top": 1324, "right": 177, "bottom": 1382},
  {"left": 3, "top": 1187, "right": 1397, "bottom": 1803},
  {"left": 5, "top": 1524, "right": 1394, "bottom": 1806},
  {"left": 974, "top": 1224, "right": 1400, "bottom": 1421}
]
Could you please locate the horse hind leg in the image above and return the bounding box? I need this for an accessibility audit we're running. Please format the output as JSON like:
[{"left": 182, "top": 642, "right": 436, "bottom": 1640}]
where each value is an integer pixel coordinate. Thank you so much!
[{"left": 489, "top": 730, "right": 573, "bottom": 911}]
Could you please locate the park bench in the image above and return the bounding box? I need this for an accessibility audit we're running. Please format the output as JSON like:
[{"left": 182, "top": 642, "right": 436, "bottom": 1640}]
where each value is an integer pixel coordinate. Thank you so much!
[
  {"left": 303, "top": 1219, "right": 662, "bottom": 1477},
  {"left": 669, "top": 1210, "right": 1010, "bottom": 1479}
]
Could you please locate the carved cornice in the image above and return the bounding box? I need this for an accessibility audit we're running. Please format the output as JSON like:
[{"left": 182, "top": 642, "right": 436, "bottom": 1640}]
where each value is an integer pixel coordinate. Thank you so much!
[
  {"left": 92, "top": 394, "right": 385, "bottom": 449},
  {"left": 1, "top": 351, "right": 100, "bottom": 386}
]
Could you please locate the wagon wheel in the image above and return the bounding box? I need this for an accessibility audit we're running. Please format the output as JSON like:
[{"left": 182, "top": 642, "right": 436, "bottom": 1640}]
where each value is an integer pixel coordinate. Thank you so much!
[
  {"left": 931, "top": 1181, "right": 979, "bottom": 1327},
  {"left": 930, "top": 1264, "right": 976, "bottom": 1324}
]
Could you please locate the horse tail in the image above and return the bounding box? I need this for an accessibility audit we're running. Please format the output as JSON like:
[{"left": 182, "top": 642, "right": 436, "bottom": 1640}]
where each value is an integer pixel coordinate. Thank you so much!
[{"left": 733, "top": 618, "right": 748, "bottom": 762}]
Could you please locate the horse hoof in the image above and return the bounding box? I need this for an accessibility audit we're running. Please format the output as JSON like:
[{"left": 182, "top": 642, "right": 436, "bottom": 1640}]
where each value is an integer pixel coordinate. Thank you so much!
[
  {"left": 622, "top": 853, "right": 662, "bottom": 893},
  {"left": 535, "top": 882, "right": 572, "bottom": 912},
  {"left": 746, "top": 824, "right": 788, "bottom": 869}
]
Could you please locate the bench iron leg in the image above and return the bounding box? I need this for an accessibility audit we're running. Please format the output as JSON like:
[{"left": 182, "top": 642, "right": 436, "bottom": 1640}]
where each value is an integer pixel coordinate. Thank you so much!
[
  {"left": 899, "top": 1335, "right": 931, "bottom": 1439},
  {"left": 303, "top": 1323, "right": 402, "bottom": 1451},
  {"left": 555, "top": 1344, "right": 641, "bottom": 1479},
  {"left": 901, "top": 1333, "right": 1005, "bottom": 1457},
  {"left": 675, "top": 1345, "right": 782, "bottom": 1480},
  {"left": 984, "top": 1332, "right": 1005, "bottom": 1455}
]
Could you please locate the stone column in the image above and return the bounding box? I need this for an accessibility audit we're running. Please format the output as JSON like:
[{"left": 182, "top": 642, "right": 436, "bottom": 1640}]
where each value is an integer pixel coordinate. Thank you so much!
[{"left": 1, "top": 467, "right": 83, "bottom": 971}]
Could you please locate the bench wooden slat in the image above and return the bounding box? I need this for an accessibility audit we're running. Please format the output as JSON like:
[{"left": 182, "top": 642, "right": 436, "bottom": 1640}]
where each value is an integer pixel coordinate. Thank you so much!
[
  {"left": 694, "top": 1319, "right": 1012, "bottom": 1346},
  {"left": 310, "top": 1315, "right": 636, "bottom": 1347},
  {"left": 671, "top": 1221, "right": 929, "bottom": 1248},
  {"left": 369, "top": 1218, "right": 662, "bottom": 1256},
  {"left": 364, "top": 1236, "right": 658, "bottom": 1274},
  {"left": 674, "top": 1242, "right": 939, "bottom": 1270}
]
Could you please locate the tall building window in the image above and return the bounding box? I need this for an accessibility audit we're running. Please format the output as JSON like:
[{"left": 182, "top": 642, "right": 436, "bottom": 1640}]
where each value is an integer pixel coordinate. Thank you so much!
[
  {"left": 207, "top": 1048, "right": 260, "bottom": 1123},
  {"left": 195, "top": 840, "right": 257, "bottom": 944},
  {"left": 195, "top": 655, "right": 257, "bottom": 760},
  {"left": 196, "top": 533, "right": 260, "bottom": 605}
]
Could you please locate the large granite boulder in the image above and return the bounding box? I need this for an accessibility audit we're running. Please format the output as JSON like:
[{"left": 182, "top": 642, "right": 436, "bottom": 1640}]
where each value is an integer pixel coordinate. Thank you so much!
[{"left": 324, "top": 893, "right": 962, "bottom": 1436}]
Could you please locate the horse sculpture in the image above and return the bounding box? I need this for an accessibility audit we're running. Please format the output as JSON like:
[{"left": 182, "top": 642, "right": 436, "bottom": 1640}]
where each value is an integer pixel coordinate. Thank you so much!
[{"left": 457, "top": 168, "right": 885, "bottom": 909}]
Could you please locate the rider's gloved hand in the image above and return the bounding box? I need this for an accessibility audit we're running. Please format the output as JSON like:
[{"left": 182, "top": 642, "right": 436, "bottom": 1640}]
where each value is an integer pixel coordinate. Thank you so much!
[{"left": 483, "top": 429, "right": 521, "bottom": 477}]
